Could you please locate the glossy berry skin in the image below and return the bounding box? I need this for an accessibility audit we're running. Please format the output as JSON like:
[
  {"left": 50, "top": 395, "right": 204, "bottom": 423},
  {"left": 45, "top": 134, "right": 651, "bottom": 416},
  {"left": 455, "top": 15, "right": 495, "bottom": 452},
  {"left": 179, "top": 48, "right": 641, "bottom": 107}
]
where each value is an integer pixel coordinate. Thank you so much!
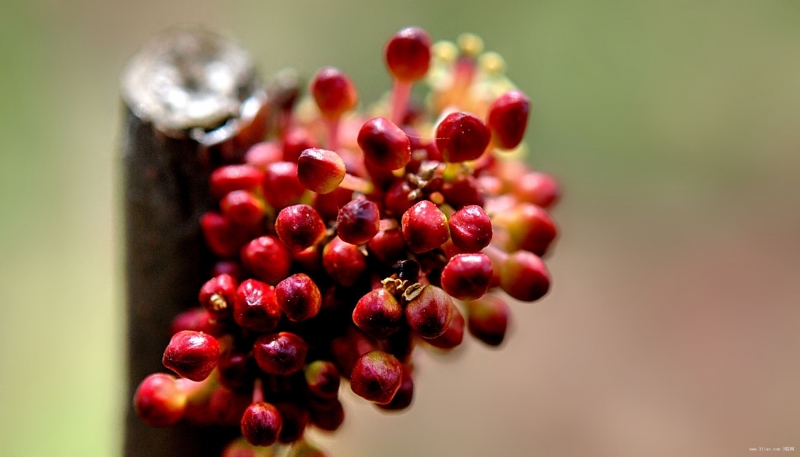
[
  {"left": 385, "top": 27, "right": 432, "bottom": 82},
  {"left": 337, "top": 198, "right": 380, "bottom": 245},
  {"left": 162, "top": 331, "right": 220, "bottom": 381},
  {"left": 311, "top": 67, "right": 358, "bottom": 119},
  {"left": 500, "top": 250, "right": 551, "bottom": 302},
  {"left": 357, "top": 117, "right": 411, "bottom": 170},
  {"left": 435, "top": 112, "right": 491, "bottom": 163},
  {"left": 440, "top": 253, "right": 493, "bottom": 301},
  {"left": 263, "top": 161, "right": 306, "bottom": 209},
  {"left": 198, "top": 274, "right": 237, "bottom": 320},
  {"left": 466, "top": 295, "right": 510, "bottom": 347},
  {"left": 133, "top": 373, "right": 187, "bottom": 427},
  {"left": 253, "top": 332, "right": 308, "bottom": 375},
  {"left": 210, "top": 165, "right": 264, "bottom": 199},
  {"left": 304, "top": 360, "right": 341, "bottom": 400},
  {"left": 240, "top": 236, "right": 291, "bottom": 285},
  {"left": 352, "top": 288, "right": 404, "bottom": 339},
  {"left": 220, "top": 190, "right": 265, "bottom": 228},
  {"left": 322, "top": 237, "right": 367, "bottom": 286},
  {"left": 234, "top": 279, "right": 282, "bottom": 333},
  {"left": 297, "top": 148, "right": 346, "bottom": 194},
  {"left": 405, "top": 285, "right": 453, "bottom": 339},
  {"left": 275, "top": 204, "right": 326, "bottom": 252},
  {"left": 241, "top": 402, "right": 283, "bottom": 447},
  {"left": 425, "top": 304, "right": 465, "bottom": 350},
  {"left": 350, "top": 351, "right": 403, "bottom": 405},
  {"left": 448, "top": 205, "right": 492, "bottom": 252},
  {"left": 275, "top": 273, "right": 322, "bottom": 322},
  {"left": 487, "top": 89, "right": 531, "bottom": 150},
  {"left": 401, "top": 200, "right": 450, "bottom": 254},
  {"left": 513, "top": 171, "right": 560, "bottom": 208}
]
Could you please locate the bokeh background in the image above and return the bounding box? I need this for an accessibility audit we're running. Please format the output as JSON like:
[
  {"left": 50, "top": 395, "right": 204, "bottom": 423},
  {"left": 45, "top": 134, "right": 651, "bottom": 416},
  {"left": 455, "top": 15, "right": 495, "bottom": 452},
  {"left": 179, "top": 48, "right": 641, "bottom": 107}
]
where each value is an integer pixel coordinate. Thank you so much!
[{"left": 1, "top": 0, "right": 799, "bottom": 456}]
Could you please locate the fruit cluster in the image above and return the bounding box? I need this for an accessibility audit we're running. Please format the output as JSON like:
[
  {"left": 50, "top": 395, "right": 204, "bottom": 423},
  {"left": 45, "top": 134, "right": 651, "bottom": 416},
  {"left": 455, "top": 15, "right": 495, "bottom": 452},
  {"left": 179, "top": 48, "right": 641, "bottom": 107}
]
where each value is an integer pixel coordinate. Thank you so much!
[{"left": 133, "top": 27, "right": 560, "bottom": 457}]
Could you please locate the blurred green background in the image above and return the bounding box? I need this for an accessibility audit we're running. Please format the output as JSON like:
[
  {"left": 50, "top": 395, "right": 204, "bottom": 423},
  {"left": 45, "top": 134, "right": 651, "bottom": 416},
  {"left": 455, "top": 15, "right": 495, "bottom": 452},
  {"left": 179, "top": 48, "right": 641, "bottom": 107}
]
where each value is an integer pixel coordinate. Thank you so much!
[{"left": 1, "top": 0, "right": 799, "bottom": 456}]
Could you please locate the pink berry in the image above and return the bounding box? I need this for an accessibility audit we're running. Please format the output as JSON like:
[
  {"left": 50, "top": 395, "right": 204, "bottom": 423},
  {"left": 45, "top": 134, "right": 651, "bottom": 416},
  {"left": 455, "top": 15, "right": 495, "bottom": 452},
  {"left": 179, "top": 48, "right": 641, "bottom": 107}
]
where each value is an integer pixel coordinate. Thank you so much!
[
  {"left": 466, "top": 295, "right": 510, "bottom": 347},
  {"left": 500, "top": 250, "right": 551, "bottom": 302},
  {"left": 513, "top": 171, "right": 560, "bottom": 208},
  {"left": 210, "top": 165, "right": 264, "bottom": 200},
  {"left": 487, "top": 89, "right": 530, "bottom": 150},
  {"left": 435, "top": 112, "right": 491, "bottom": 163},
  {"left": 311, "top": 67, "right": 358, "bottom": 120},
  {"left": 357, "top": 117, "right": 411, "bottom": 170},
  {"left": 282, "top": 126, "right": 319, "bottom": 162},
  {"left": 162, "top": 330, "right": 220, "bottom": 381},
  {"left": 133, "top": 373, "right": 187, "bottom": 427},
  {"left": 384, "top": 27, "right": 432, "bottom": 82}
]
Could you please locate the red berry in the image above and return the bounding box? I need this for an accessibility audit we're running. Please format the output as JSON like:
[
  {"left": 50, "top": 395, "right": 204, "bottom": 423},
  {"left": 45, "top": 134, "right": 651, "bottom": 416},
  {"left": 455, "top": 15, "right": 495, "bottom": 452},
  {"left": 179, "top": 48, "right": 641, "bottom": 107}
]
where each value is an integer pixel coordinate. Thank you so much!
[
  {"left": 275, "top": 204, "right": 326, "bottom": 252},
  {"left": 169, "top": 307, "right": 226, "bottom": 337},
  {"left": 240, "top": 236, "right": 291, "bottom": 285},
  {"left": 234, "top": 279, "right": 282, "bottom": 333},
  {"left": 133, "top": 373, "right": 187, "bottom": 427},
  {"left": 275, "top": 273, "right": 322, "bottom": 322},
  {"left": 337, "top": 198, "right": 380, "bottom": 245},
  {"left": 217, "top": 350, "right": 257, "bottom": 392},
  {"left": 513, "top": 171, "right": 560, "bottom": 208},
  {"left": 401, "top": 200, "right": 450, "bottom": 254},
  {"left": 425, "top": 303, "right": 465, "bottom": 350},
  {"left": 262, "top": 161, "right": 306, "bottom": 209},
  {"left": 500, "top": 250, "right": 551, "bottom": 302},
  {"left": 200, "top": 212, "right": 250, "bottom": 258},
  {"left": 405, "top": 285, "right": 453, "bottom": 339},
  {"left": 448, "top": 205, "right": 492, "bottom": 252},
  {"left": 385, "top": 27, "right": 432, "bottom": 82},
  {"left": 311, "top": 67, "right": 358, "bottom": 120},
  {"left": 487, "top": 89, "right": 530, "bottom": 150},
  {"left": 440, "top": 253, "right": 493, "bottom": 301},
  {"left": 210, "top": 165, "right": 265, "bottom": 200},
  {"left": 309, "top": 397, "right": 345, "bottom": 432},
  {"left": 253, "top": 332, "right": 308, "bottom": 375},
  {"left": 466, "top": 295, "right": 510, "bottom": 347},
  {"left": 367, "top": 228, "right": 407, "bottom": 265},
  {"left": 244, "top": 141, "right": 283, "bottom": 168},
  {"left": 441, "top": 175, "right": 485, "bottom": 209},
  {"left": 352, "top": 288, "right": 404, "bottom": 339},
  {"left": 220, "top": 190, "right": 265, "bottom": 227},
  {"left": 384, "top": 179, "right": 418, "bottom": 217},
  {"left": 208, "top": 386, "right": 252, "bottom": 427},
  {"left": 304, "top": 360, "right": 341, "bottom": 400},
  {"left": 241, "top": 402, "right": 282, "bottom": 447},
  {"left": 322, "top": 237, "right": 367, "bottom": 286},
  {"left": 376, "top": 365, "right": 414, "bottom": 412},
  {"left": 282, "top": 126, "right": 319, "bottom": 163},
  {"left": 297, "top": 148, "right": 346, "bottom": 194},
  {"left": 350, "top": 351, "right": 403, "bottom": 405},
  {"left": 435, "top": 112, "right": 491, "bottom": 163},
  {"left": 501, "top": 203, "right": 557, "bottom": 256},
  {"left": 274, "top": 401, "right": 309, "bottom": 443},
  {"left": 211, "top": 260, "right": 244, "bottom": 281},
  {"left": 313, "top": 187, "right": 354, "bottom": 222},
  {"left": 357, "top": 117, "right": 411, "bottom": 170},
  {"left": 162, "top": 330, "right": 220, "bottom": 381},
  {"left": 198, "top": 274, "right": 237, "bottom": 320}
]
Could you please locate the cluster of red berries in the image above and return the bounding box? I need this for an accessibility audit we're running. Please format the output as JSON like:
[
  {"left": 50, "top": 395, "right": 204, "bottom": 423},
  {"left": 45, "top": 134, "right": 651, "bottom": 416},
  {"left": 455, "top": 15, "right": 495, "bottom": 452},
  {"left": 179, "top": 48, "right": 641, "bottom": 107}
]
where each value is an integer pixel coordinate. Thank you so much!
[{"left": 133, "top": 27, "right": 560, "bottom": 456}]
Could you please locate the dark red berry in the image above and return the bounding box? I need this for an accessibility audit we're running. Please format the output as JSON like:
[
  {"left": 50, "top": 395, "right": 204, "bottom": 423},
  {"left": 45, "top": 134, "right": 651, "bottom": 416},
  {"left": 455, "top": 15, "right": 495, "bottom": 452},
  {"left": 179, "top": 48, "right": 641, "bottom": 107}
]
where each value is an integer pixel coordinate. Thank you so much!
[
  {"left": 274, "top": 401, "right": 309, "bottom": 443},
  {"left": 198, "top": 274, "right": 237, "bottom": 320},
  {"left": 275, "top": 273, "right": 322, "bottom": 322},
  {"left": 405, "top": 285, "right": 453, "bottom": 339},
  {"left": 352, "top": 288, "right": 404, "bottom": 339},
  {"left": 401, "top": 200, "right": 450, "bottom": 254},
  {"left": 210, "top": 165, "right": 265, "bottom": 200},
  {"left": 200, "top": 212, "right": 250, "bottom": 258},
  {"left": 162, "top": 330, "right": 220, "bottom": 381},
  {"left": 384, "top": 179, "right": 419, "bottom": 217},
  {"left": 322, "top": 237, "right": 367, "bottom": 286},
  {"left": 487, "top": 89, "right": 530, "bottom": 150},
  {"left": 337, "top": 198, "right": 380, "bottom": 245},
  {"left": 240, "top": 236, "right": 291, "bottom": 285},
  {"left": 500, "top": 250, "right": 550, "bottom": 302},
  {"left": 241, "top": 402, "right": 282, "bottom": 447},
  {"left": 367, "top": 228, "right": 407, "bottom": 265},
  {"left": 133, "top": 373, "right": 187, "bottom": 427},
  {"left": 297, "top": 148, "right": 347, "bottom": 194},
  {"left": 262, "top": 161, "right": 306, "bottom": 209},
  {"left": 441, "top": 175, "right": 485, "bottom": 209},
  {"left": 211, "top": 260, "right": 244, "bottom": 281},
  {"left": 448, "top": 205, "right": 492, "bottom": 252},
  {"left": 208, "top": 386, "right": 251, "bottom": 426},
  {"left": 513, "top": 171, "right": 560, "bottom": 208},
  {"left": 385, "top": 27, "right": 432, "bottom": 82},
  {"left": 253, "top": 332, "right": 308, "bottom": 375},
  {"left": 350, "top": 351, "right": 403, "bottom": 405},
  {"left": 304, "top": 360, "right": 341, "bottom": 400},
  {"left": 217, "top": 349, "right": 256, "bottom": 392},
  {"left": 311, "top": 67, "right": 358, "bottom": 120},
  {"left": 466, "top": 295, "right": 510, "bottom": 347},
  {"left": 234, "top": 279, "right": 282, "bottom": 333},
  {"left": 440, "top": 253, "right": 493, "bottom": 301},
  {"left": 275, "top": 204, "right": 326, "bottom": 252},
  {"left": 220, "top": 190, "right": 265, "bottom": 227},
  {"left": 309, "top": 398, "right": 345, "bottom": 432},
  {"left": 357, "top": 117, "right": 411, "bottom": 170},
  {"left": 376, "top": 365, "right": 414, "bottom": 412},
  {"left": 435, "top": 112, "right": 491, "bottom": 163},
  {"left": 425, "top": 303, "right": 465, "bottom": 350}
]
